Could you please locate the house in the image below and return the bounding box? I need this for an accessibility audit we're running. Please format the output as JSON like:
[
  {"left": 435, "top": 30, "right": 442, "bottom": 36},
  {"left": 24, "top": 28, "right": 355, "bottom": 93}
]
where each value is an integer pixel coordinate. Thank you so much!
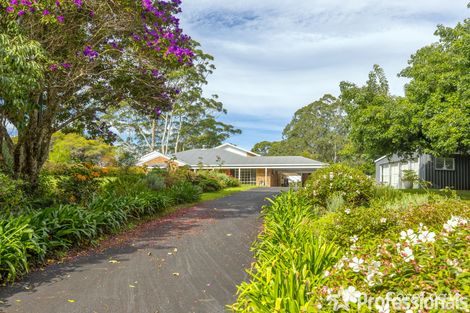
[
  {"left": 375, "top": 154, "right": 470, "bottom": 190},
  {"left": 136, "top": 143, "right": 327, "bottom": 187}
]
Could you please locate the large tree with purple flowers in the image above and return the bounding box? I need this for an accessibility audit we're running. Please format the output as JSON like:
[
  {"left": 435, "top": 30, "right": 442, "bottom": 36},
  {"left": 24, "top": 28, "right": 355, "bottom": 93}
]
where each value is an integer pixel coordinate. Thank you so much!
[{"left": 0, "top": 0, "right": 193, "bottom": 188}]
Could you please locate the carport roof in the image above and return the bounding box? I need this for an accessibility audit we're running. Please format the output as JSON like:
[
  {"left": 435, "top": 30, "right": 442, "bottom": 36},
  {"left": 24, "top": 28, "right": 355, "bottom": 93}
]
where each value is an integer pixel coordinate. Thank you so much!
[{"left": 173, "top": 148, "right": 326, "bottom": 169}]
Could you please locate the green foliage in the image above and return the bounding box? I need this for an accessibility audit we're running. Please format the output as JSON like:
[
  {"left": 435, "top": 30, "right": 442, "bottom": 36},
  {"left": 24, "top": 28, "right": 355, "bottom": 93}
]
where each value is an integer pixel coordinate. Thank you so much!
[
  {"left": 49, "top": 132, "right": 116, "bottom": 166},
  {"left": 304, "top": 164, "right": 375, "bottom": 208},
  {"left": 399, "top": 20, "right": 470, "bottom": 156},
  {"left": 142, "top": 172, "right": 166, "bottom": 192},
  {"left": 313, "top": 218, "right": 469, "bottom": 312},
  {"left": 0, "top": 173, "right": 27, "bottom": 211},
  {"left": 230, "top": 192, "right": 341, "bottom": 312},
  {"left": 57, "top": 164, "right": 102, "bottom": 204},
  {"left": 168, "top": 181, "right": 202, "bottom": 204},
  {"left": 0, "top": 215, "right": 43, "bottom": 283},
  {"left": 0, "top": 167, "right": 204, "bottom": 284},
  {"left": 251, "top": 95, "right": 347, "bottom": 163}
]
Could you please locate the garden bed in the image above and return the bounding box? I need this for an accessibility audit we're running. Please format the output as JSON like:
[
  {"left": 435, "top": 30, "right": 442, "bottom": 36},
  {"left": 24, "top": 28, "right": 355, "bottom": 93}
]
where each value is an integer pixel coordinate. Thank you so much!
[{"left": 230, "top": 165, "right": 469, "bottom": 312}]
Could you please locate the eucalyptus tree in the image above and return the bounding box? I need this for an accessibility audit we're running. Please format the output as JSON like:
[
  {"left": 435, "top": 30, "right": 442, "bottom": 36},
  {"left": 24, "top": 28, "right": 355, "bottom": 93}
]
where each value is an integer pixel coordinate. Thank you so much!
[
  {"left": 106, "top": 42, "right": 240, "bottom": 155},
  {"left": 0, "top": 0, "right": 193, "bottom": 187}
]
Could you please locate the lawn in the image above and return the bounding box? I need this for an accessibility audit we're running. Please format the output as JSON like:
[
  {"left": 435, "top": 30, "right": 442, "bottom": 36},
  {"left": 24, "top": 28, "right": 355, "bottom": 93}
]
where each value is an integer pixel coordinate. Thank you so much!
[{"left": 200, "top": 184, "right": 258, "bottom": 202}]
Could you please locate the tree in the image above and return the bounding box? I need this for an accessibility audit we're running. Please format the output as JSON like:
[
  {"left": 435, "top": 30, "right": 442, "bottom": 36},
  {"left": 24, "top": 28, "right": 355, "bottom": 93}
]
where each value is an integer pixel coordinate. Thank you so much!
[
  {"left": 105, "top": 42, "right": 240, "bottom": 156},
  {"left": 252, "top": 141, "right": 273, "bottom": 155},
  {"left": 0, "top": 1, "right": 193, "bottom": 187},
  {"left": 49, "top": 132, "right": 116, "bottom": 166},
  {"left": 339, "top": 65, "right": 415, "bottom": 160},
  {"left": 252, "top": 95, "right": 347, "bottom": 163},
  {"left": 342, "top": 16, "right": 470, "bottom": 160},
  {"left": 399, "top": 20, "right": 470, "bottom": 156}
]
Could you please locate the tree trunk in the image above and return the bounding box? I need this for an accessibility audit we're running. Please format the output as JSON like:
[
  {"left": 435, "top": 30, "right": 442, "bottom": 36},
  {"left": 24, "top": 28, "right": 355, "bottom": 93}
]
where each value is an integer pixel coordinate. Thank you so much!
[
  {"left": 151, "top": 118, "right": 156, "bottom": 151},
  {"left": 10, "top": 109, "right": 54, "bottom": 190}
]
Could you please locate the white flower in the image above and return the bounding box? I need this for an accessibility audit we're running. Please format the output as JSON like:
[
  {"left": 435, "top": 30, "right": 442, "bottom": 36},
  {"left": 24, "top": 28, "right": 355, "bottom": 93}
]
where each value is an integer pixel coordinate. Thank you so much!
[
  {"left": 405, "top": 310, "right": 413, "bottom": 313},
  {"left": 369, "top": 260, "right": 381, "bottom": 271},
  {"left": 323, "top": 270, "right": 330, "bottom": 277},
  {"left": 350, "top": 235, "right": 359, "bottom": 243},
  {"left": 418, "top": 230, "right": 436, "bottom": 243},
  {"left": 329, "top": 172, "right": 334, "bottom": 180},
  {"left": 443, "top": 216, "right": 468, "bottom": 233},
  {"left": 400, "top": 229, "right": 418, "bottom": 245},
  {"left": 349, "top": 257, "right": 364, "bottom": 272},
  {"left": 380, "top": 217, "right": 387, "bottom": 224},
  {"left": 376, "top": 302, "right": 390, "bottom": 313},
  {"left": 341, "top": 286, "right": 362, "bottom": 304},
  {"left": 400, "top": 247, "right": 414, "bottom": 262},
  {"left": 345, "top": 208, "right": 351, "bottom": 214}
]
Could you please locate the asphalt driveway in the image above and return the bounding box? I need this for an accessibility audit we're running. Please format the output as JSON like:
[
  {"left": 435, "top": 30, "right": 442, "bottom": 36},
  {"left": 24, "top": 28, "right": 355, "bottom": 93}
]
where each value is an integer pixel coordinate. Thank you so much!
[{"left": 0, "top": 188, "right": 284, "bottom": 313}]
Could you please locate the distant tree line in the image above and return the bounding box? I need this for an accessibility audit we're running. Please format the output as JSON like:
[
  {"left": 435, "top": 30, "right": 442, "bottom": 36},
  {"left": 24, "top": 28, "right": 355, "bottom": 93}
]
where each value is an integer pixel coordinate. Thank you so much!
[{"left": 253, "top": 12, "right": 470, "bottom": 174}]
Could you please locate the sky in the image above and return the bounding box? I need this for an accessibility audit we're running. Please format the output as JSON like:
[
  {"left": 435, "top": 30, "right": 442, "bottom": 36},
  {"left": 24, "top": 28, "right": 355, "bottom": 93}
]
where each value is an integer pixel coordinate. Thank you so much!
[{"left": 179, "top": 0, "right": 469, "bottom": 150}]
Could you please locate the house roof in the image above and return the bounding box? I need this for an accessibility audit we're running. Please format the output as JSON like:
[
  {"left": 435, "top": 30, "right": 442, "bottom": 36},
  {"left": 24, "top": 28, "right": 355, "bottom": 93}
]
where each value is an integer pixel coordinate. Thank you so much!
[
  {"left": 173, "top": 148, "right": 326, "bottom": 169},
  {"left": 136, "top": 151, "right": 186, "bottom": 167}
]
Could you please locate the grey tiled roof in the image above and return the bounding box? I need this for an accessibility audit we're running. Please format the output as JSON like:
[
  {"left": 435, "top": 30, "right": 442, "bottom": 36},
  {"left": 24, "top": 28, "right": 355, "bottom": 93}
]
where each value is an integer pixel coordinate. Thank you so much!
[{"left": 173, "top": 148, "right": 325, "bottom": 167}]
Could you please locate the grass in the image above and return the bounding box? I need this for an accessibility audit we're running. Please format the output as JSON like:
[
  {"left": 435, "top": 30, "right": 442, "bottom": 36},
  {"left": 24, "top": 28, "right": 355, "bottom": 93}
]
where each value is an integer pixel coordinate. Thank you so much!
[
  {"left": 200, "top": 184, "right": 258, "bottom": 202},
  {"left": 402, "top": 188, "right": 470, "bottom": 201}
]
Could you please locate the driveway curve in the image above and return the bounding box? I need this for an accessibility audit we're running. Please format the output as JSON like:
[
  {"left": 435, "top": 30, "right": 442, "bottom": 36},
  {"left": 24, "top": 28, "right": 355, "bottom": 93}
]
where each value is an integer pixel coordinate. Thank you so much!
[{"left": 0, "top": 188, "right": 283, "bottom": 313}]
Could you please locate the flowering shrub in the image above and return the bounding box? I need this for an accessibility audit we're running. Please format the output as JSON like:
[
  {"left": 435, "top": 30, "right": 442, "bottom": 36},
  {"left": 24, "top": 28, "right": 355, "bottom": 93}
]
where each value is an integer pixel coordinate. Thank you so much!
[
  {"left": 304, "top": 164, "right": 375, "bottom": 208},
  {"left": 313, "top": 217, "right": 469, "bottom": 312},
  {"left": 57, "top": 163, "right": 102, "bottom": 203}
]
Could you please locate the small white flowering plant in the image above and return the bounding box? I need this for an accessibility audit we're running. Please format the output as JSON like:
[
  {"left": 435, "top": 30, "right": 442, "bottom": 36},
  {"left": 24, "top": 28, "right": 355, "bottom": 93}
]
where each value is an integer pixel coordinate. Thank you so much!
[
  {"left": 304, "top": 164, "right": 375, "bottom": 209},
  {"left": 313, "top": 216, "right": 469, "bottom": 312}
]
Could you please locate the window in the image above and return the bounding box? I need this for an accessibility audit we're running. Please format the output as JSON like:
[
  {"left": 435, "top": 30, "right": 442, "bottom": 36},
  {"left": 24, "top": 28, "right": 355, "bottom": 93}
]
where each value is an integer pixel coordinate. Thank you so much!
[
  {"left": 435, "top": 157, "right": 455, "bottom": 171},
  {"left": 231, "top": 169, "right": 257, "bottom": 185}
]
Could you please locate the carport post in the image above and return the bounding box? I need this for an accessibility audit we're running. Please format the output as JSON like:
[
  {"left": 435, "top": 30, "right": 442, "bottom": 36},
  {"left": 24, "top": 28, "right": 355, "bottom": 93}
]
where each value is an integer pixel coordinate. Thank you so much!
[
  {"left": 265, "top": 168, "right": 268, "bottom": 187},
  {"left": 238, "top": 168, "right": 241, "bottom": 181}
]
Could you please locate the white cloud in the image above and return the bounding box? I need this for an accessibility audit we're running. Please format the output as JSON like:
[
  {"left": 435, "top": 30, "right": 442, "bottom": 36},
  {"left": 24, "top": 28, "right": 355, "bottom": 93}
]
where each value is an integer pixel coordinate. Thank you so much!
[{"left": 180, "top": 0, "right": 469, "bottom": 147}]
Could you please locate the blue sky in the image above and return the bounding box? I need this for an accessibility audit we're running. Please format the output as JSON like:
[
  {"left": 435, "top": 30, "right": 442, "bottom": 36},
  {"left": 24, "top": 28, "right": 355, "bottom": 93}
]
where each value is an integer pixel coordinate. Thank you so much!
[{"left": 180, "top": 0, "right": 469, "bottom": 150}]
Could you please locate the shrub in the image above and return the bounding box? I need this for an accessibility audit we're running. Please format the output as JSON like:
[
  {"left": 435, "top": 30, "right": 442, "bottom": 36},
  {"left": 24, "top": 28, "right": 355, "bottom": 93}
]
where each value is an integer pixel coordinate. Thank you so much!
[
  {"left": 142, "top": 172, "right": 166, "bottom": 191},
  {"left": 31, "top": 205, "right": 99, "bottom": 251},
  {"left": 0, "top": 216, "right": 43, "bottom": 282},
  {"left": 313, "top": 217, "right": 469, "bottom": 312},
  {"left": 57, "top": 163, "right": 102, "bottom": 204},
  {"left": 304, "top": 164, "right": 375, "bottom": 208},
  {"left": 204, "top": 171, "right": 240, "bottom": 188},
  {"left": 230, "top": 192, "right": 341, "bottom": 312},
  {"left": 195, "top": 175, "right": 223, "bottom": 192},
  {"left": 169, "top": 181, "right": 202, "bottom": 204},
  {"left": 0, "top": 173, "right": 27, "bottom": 211}
]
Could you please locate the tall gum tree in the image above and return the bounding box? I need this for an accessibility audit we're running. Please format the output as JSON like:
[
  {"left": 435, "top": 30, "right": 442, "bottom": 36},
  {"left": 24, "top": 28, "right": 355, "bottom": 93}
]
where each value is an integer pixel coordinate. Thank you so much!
[{"left": 0, "top": 0, "right": 193, "bottom": 187}]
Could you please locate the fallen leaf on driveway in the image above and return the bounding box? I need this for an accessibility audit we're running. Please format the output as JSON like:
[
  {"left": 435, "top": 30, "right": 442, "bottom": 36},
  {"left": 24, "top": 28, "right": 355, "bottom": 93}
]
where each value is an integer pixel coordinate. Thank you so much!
[
  {"left": 129, "top": 284, "right": 136, "bottom": 288},
  {"left": 173, "top": 248, "right": 178, "bottom": 253},
  {"left": 172, "top": 272, "right": 180, "bottom": 277},
  {"left": 109, "top": 260, "right": 120, "bottom": 264},
  {"left": 67, "top": 299, "right": 76, "bottom": 303},
  {"left": 226, "top": 233, "right": 232, "bottom": 237}
]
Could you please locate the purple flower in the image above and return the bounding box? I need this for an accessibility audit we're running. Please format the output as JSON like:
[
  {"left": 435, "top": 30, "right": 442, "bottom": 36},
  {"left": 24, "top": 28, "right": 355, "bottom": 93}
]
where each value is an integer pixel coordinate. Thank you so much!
[
  {"left": 42, "top": 9, "right": 50, "bottom": 15},
  {"left": 6, "top": 7, "right": 14, "bottom": 13},
  {"left": 49, "top": 64, "right": 58, "bottom": 71},
  {"left": 57, "top": 15, "right": 64, "bottom": 23},
  {"left": 18, "top": 10, "right": 25, "bottom": 16},
  {"left": 61, "top": 63, "right": 72, "bottom": 69},
  {"left": 83, "top": 45, "right": 99, "bottom": 60},
  {"left": 73, "top": 0, "right": 82, "bottom": 7}
]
